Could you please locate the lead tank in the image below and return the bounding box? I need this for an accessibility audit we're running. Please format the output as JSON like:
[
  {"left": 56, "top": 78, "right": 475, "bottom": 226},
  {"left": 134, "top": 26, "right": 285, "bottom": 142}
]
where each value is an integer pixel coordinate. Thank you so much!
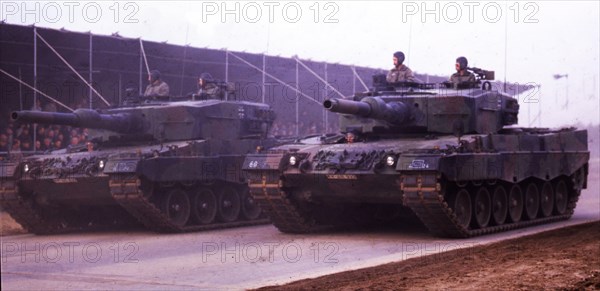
[
  {"left": 0, "top": 97, "right": 277, "bottom": 234},
  {"left": 242, "top": 71, "right": 589, "bottom": 237}
]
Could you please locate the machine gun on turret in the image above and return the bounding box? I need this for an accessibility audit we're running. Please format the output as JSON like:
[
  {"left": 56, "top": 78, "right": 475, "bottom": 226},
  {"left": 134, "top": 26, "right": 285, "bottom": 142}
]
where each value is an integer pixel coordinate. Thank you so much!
[{"left": 468, "top": 67, "right": 495, "bottom": 81}]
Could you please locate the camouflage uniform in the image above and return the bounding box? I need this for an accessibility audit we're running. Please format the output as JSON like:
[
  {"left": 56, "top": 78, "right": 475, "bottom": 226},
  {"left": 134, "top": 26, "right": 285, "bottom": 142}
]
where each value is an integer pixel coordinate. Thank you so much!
[
  {"left": 144, "top": 81, "right": 170, "bottom": 97},
  {"left": 195, "top": 83, "right": 223, "bottom": 100},
  {"left": 386, "top": 64, "right": 416, "bottom": 83},
  {"left": 449, "top": 71, "right": 476, "bottom": 84}
]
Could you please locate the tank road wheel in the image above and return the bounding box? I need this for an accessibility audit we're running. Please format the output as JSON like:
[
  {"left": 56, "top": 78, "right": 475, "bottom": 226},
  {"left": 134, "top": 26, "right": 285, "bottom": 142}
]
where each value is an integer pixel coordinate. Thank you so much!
[
  {"left": 539, "top": 181, "right": 554, "bottom": 217},
  {"left": 191, "top": 187, "right": 217, "bottom": 225},
  {"left": 451, "top": 189, "right": 472, "bottom": 229},
  {"left": 491, "top": 185, "right": 508, "bottom": 225},
  {"left": 161, "top": 188, "right": 191, "bottom": 227},
  {"left": 473, "top": 187, "right": 492, "bottom": 229},
  {"left": 240, "top": 187, "right": 262, "bottom": 220},
  {"left": 217, "top": 186, "right": 241, "bottom": 222},
  {"left": 553, "top": 179, "right": 569, "bottom": 215},
  {"left": 524, "top": 182, "right": 540, "bottom": 220},
  {"left": 508, "top": 185, "right": 524, "bottom": 223}
]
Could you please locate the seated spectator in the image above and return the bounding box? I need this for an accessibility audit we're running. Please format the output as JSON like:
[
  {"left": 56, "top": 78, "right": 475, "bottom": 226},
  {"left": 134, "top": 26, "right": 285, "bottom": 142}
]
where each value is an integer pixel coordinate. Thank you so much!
[
  {"left": 20, "top": 139, "right": 32, "bottom": 152},
  {"left": 46, "top": 129, "right": 56, "bottom": 141},
  {"left": 41, "top": 138, "right": 52, "bottom": 151},
  {"left": 0, "top": 134, "right": 8, "bottom": 152},
  {"left": 37, "top": 126, "right": 46, "bottom": 137},
  {"left": 11, "top": 140, "right": 21, "bottom": 151},
  {"left": 69, "top": 136, "right": 80, "bottom": 147}
]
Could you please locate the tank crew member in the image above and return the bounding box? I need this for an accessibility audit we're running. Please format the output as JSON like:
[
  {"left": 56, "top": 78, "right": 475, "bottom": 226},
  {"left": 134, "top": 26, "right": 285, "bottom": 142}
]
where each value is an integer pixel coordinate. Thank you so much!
[
  {"left": 193, "top": 72, "right": 224, "bottom": 100},
  {"left": 144, "top": 70, "right": 170, "bottom": 97},
  {"left": 449, "top": 56, "right": 476, "bottom": 84},
  {"left": 386, "top": 51, "right": 417, "bottom": 83},
  {"left": 345, "top": 132, "right": 355, "bottom": 143}
]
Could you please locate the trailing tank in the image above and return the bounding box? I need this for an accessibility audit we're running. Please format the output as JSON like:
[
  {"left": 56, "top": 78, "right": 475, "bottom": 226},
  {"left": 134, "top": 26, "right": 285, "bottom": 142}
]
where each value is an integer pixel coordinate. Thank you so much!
[
  {"left": 242, "top": 72, "right": 589, "bottom": 237},
  {"left": 0, "top": 97, "right": 278, "bottom": 234}
]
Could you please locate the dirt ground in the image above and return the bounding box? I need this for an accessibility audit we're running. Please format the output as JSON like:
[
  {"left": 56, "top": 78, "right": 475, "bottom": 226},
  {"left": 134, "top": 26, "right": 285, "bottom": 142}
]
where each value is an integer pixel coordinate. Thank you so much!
[
  {"left": 0, "top": 212, "right": 26, "bottom": 236},
  {"left": 257, "top": 221, "right": 600, "bottom": 291}
]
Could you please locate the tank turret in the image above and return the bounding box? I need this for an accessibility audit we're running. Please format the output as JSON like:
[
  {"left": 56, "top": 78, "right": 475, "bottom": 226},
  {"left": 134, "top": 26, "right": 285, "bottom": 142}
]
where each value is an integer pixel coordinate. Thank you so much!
[
  {"left": 12, "top": 100, "right": 276, "bottom": 142},
  {"left": 324, "top": 85, "right": 520, "bottom": 135}
]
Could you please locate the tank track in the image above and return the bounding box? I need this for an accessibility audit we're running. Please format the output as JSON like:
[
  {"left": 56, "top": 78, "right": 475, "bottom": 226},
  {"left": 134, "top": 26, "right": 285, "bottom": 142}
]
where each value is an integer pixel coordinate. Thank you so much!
[
  {"left": 401, "top": 169, "right": 584, "bottom": 238},
  {"left": 108, "top": 174, "right": 269, "bottom": 233},
  {"left": 247, "top": 172, "right": 330, "bottom": 233},
  {"left": 0, "top": 179, "right": 82, "bottom": 234}
]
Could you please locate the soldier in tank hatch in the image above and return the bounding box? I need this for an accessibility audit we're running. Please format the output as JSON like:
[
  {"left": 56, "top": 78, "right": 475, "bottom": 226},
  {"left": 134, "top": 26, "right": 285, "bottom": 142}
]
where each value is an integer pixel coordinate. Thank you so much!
[
  {"left": 144, "top": 70, "right": 170, "bottom": 97},
  {"left": 449, "top": 56, "right": 476, "bottom": 84},
  {"left": 386, "top": 51, "right": 417, "bottom": 83},
  {"left": 193, "top": 72, "right": 224, "bottom": 100}
]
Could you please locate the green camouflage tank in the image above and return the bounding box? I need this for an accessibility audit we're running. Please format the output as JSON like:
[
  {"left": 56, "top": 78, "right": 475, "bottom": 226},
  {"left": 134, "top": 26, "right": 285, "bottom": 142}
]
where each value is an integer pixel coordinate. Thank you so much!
[
  {"left": 0, "top": 96, "right": 278, "bottom": 234},
  {"left": 242, "top": 71, "right": 589, "bottom": 237}
]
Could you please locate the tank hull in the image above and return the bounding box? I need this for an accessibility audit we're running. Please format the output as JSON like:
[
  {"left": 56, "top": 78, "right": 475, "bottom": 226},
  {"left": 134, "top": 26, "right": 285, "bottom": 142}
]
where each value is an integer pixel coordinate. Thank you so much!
[
  {"left": 243, "top": 129, "right": 589, "bottom": 237},
  {"left": 0, "top": 139, "right": 274, "bottom": 234}
]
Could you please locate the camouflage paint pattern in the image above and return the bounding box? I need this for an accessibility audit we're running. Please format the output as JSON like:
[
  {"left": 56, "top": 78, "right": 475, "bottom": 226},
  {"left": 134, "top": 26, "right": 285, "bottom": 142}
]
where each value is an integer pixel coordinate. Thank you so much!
[
  {"left": 243, "top": 83, "right": 590, "bottom": 237},
  {"left": 0, "top": 98, "right": 278, "bottom": 234}
]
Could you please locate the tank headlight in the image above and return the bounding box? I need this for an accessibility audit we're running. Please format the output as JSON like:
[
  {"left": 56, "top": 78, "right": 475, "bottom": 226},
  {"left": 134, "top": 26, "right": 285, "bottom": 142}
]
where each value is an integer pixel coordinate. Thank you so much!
[
  {"left": 386, "top": 156, "right": 396, "bottom": 167},
  {"left": 98, "top": 160, "right": 105, "bottom": 169},
  {"left": 289, "top": 156, "right": 297, "bottom": 166},
  {"left": 23, "top": 163, "right": 30, "bottom": 173}
]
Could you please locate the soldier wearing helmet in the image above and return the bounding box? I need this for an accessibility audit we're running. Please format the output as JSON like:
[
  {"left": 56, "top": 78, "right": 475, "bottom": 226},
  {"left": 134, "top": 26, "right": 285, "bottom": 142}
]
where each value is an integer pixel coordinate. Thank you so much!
[
  {"left": 386, "top": 51, "right": 417, "bottom": 83},
  {"left": 193, "top": 72, "right": 225, "bottom": 100},
  {"left": 449, "top": 56, "right": 476, "bottom": 84},
  {"left": 144, "top": 70, "right": 170, "bottom": 97}
]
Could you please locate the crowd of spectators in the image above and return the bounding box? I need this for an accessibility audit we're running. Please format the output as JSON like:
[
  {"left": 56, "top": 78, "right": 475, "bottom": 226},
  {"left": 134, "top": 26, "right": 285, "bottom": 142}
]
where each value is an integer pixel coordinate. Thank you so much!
[
  {"left": 0, "top": 99, "right": 90, "bottom": 157},
  {"left": 0, "top": 122, "right": 89, "bottom": 154},
  {"left": 270, "top": 110, "right": 338, "bottom": 137}
]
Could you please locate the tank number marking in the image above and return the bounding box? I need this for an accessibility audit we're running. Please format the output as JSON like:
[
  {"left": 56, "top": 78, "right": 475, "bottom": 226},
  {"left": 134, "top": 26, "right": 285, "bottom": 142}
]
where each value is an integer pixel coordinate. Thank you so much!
[
  {"left": 326, "top": 174, "right": 357, "bottom": 180},
  {"left": 408, "top": 159, "right": 430, "bottom": 169}
]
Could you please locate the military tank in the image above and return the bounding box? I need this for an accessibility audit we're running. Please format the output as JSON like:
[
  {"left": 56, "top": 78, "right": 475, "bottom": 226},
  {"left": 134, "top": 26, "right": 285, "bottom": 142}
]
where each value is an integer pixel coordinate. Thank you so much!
[
  {"left": 0, "top": 96, "right": 277, "bottom": 234},
  {"left": 242, "top": 70, "right": 589, "bottom": 237}
]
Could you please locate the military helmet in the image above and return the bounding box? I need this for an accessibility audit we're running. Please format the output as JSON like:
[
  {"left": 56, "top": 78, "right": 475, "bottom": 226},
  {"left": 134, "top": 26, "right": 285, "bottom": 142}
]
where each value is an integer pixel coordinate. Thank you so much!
[
  {"left": 393, "top": 51, "right": 405, "bottom": 64},
  {"left": 456, "top": 57, "right": 468, "bottom": 70},
  {"left": 149, "top": 70, "right": 161, "bottom": 82},
  {"left": 200, "top": 72, "right": 214, "bottom": 82}
]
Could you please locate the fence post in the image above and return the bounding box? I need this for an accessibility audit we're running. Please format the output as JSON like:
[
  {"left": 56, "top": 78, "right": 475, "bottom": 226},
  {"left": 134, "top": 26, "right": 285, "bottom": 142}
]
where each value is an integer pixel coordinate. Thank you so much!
[
  {"left": 89, "top": 33, "right": 93, "bottom": 109},
  {"left": 295, "top": 58, "right": 299, "bottom": 136}
]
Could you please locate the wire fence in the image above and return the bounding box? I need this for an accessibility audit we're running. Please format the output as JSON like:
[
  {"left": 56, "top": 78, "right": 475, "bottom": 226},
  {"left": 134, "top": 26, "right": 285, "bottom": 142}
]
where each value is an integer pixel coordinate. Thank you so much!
[{"left": 0, "top": 23, "right": 383, "bottom": 155}]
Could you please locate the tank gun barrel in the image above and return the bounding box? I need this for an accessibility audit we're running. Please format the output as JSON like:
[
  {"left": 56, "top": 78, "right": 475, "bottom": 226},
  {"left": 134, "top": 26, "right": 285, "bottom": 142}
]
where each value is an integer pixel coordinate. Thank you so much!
[
  {"left": 11, "top": 109, "right": 143, "bottom": 134},
  {"left": 324, "top": 97, "right": 411, "bottom": 125},
  {"left": 323, "top": 98, "right": 372, "bottom": 117}
]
